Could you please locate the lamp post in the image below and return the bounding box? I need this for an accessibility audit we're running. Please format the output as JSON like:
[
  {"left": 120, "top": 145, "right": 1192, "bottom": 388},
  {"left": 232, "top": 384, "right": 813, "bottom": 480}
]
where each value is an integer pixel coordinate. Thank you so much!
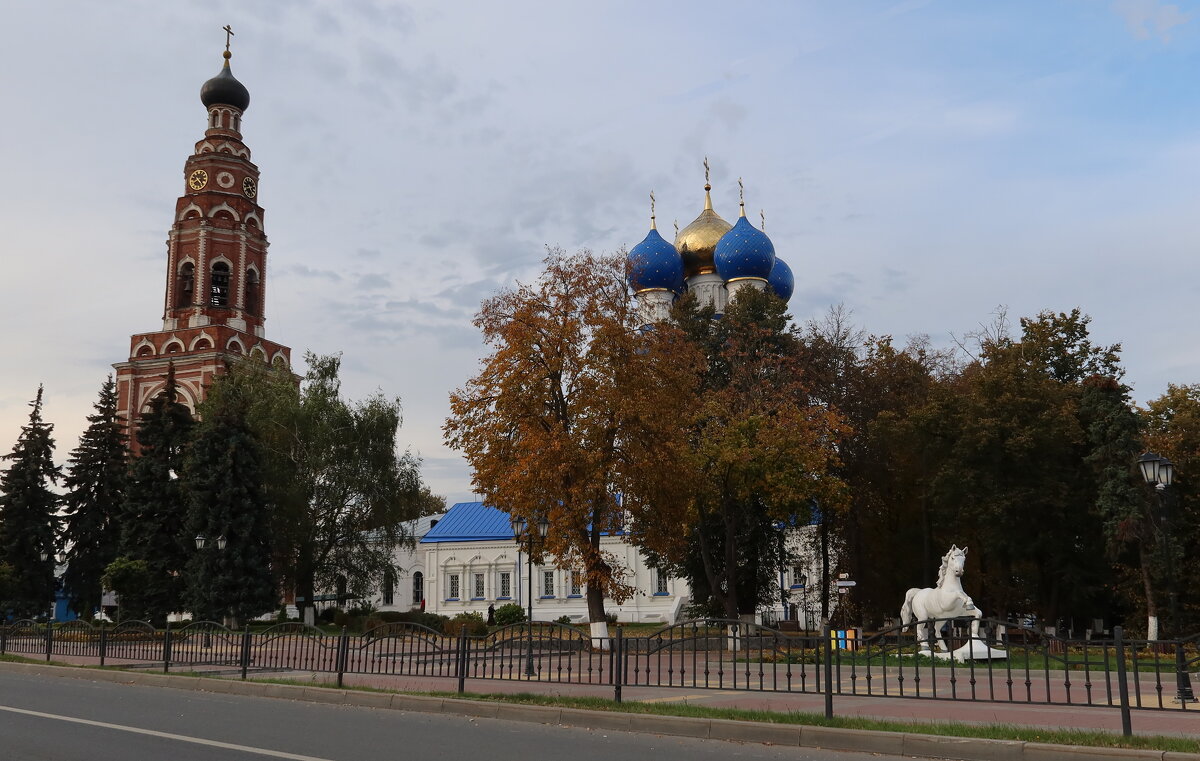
[
  {"left": 798, "top": 573, "right": 809, "bottom": 632},
  {"left": 510, "top": 514, "right": 549, "bottom": 678},
  {"left": 193, "top": 534, "right": 228, "bottom": 635},
  {"left": 1138, "top": 452, "right": 1193, "bottom": 703}
]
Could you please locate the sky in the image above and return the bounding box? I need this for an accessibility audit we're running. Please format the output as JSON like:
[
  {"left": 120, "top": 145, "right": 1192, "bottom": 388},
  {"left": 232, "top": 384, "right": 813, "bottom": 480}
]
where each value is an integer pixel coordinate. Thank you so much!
[{"left": 3, "top": 1, "right": 1200, "bottom": 507}]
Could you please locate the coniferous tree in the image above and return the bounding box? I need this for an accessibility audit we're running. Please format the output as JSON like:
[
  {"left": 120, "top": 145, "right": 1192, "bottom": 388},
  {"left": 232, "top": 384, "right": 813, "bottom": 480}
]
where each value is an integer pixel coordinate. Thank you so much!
[
  {"left": 0, "top": 386, "right": 61, "bottom": 619},
  {"left": 183, "top": 383, "right": 276, "bottom": 625},
  {"left": 61, "top": 376, "right": 128, "bottom": 619},
  {"left": 113, "top": 366, "right": 194, "bottom": 624}
]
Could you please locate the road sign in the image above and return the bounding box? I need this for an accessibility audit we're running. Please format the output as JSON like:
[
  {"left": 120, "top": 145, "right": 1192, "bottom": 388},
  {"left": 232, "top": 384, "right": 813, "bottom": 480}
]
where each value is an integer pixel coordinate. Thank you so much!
[
  {"left": 838, "top": 587, "right": 849, "bottom": 594},
  {"left": 835, "top": 580, "right": 857, "bottom": 587}
]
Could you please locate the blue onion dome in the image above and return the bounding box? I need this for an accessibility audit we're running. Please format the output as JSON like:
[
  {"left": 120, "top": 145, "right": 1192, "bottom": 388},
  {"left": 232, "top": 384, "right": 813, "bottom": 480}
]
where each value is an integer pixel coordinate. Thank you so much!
[
  {"left": 715, "top": 204, "right": 776, "bottom": 282},
  {"left": 768, "top": 256, "right": 794, "bottom": 302},
  {"left": 628, "top": 221, "right": 684, "bottom": 294},
  {"left": 201, "top": 51, "right": 250, "bottom": 111},
  {"left": 676, "top": 183, "right": 732, "bottom": 278}
]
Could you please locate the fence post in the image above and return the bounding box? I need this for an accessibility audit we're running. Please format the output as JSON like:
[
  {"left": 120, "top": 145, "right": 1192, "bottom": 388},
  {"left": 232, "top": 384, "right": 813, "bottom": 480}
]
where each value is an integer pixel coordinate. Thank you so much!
[
  {"left": 1174, "top": 640, "right": 1195, "bottom": 704},
  {"left": 162, "top": 623, "right": 172, "bottom": 674},
  {"left": 1, "top": 625, "right": 6, "bottom": 655},
  {"left": 240, "top": 626, "right": 252, "bottom": 681},
  {"left": 335, "top": 626, "right": 348, "bottom": 689},
  {"left": 98, "top": 622, "right": 107, "bottom": 668},
  {"left": 823, "top": 622, "right": 834, "bottom": 719},
  {"left": 45, "top": 622, "right": 53, "bottom": 662},
  {"left": 453, "top": 624, "right": 468, "bottom": 691},
  {"left": 1114, "top": 626, "right": 1132, "bottom": 737},
  {"left": 614, "top": 626, "right": 623, "bottom": 704}
]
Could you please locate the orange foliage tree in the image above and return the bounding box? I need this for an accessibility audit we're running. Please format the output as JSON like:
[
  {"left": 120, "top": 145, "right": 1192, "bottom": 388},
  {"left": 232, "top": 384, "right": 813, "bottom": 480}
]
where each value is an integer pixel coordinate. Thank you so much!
[{"left": 445, "top": 249, "right": 696, "bottom": 628}]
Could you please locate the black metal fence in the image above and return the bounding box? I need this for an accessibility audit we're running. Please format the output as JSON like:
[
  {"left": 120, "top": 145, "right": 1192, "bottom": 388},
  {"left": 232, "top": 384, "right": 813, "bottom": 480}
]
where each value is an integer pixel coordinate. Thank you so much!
[{"left": 1, "top": 616, "right": 1194, "bottom": 736}]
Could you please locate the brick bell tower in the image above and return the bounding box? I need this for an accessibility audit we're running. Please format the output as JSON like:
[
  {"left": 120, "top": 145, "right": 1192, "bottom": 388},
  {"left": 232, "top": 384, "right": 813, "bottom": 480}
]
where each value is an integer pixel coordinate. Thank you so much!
[{"left": 115, "top": 31, "right": 291, "bottom": 423}]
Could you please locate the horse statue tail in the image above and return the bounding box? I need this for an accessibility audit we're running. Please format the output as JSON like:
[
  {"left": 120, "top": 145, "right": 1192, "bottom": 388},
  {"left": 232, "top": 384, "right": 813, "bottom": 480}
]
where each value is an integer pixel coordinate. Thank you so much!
[{"left": 900, "top": 588, "right": 919, "bottom": 632}]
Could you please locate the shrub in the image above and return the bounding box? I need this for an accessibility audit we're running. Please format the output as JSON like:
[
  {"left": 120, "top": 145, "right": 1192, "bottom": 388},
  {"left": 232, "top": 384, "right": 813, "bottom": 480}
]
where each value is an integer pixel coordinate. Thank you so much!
[
  {"left": 404, "top": 611, "right": 450, "bottom": 631},
  {"left": 554, "top": 615, "right": 574, "bottom": 625},
  {"left": 493, "top": 603, "right": 526, "bottom": 626},
  {"left": 443, "top": 611, "right": 488, "bottom": 637},
  {"left": 605, "top": 612, "right": 618, "bottom": 625},
  {"left": 318, "top": 607, "right": 341, "bottom": 624},
  {"left": 377, "top": 611, "right": 407, "bottom": 623}
]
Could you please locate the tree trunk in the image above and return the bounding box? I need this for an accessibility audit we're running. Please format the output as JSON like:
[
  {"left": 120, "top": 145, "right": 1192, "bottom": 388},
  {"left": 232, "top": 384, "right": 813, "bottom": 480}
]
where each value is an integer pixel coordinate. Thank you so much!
[{"left": 1139, "top": 540, "right": 1159, "bottom": 640}]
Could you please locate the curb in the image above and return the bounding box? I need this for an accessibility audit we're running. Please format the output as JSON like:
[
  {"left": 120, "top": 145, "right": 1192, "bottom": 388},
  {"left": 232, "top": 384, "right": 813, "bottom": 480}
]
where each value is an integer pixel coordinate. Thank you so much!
[{"left": 0, "top": 661, "right": 1194, "bottom": 761}]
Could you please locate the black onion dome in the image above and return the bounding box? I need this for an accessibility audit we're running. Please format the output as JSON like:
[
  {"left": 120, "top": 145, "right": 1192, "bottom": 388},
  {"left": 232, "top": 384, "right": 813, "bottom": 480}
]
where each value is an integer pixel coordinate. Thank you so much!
[{"left": 200, "top": 58, "right": 250, "bottom": 111}]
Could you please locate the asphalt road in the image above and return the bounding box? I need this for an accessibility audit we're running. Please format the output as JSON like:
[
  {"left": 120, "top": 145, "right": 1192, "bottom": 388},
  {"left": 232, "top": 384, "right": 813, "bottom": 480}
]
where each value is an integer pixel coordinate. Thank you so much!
[{"left": 0, "top": 671, "right": 895, "bottom": 761}]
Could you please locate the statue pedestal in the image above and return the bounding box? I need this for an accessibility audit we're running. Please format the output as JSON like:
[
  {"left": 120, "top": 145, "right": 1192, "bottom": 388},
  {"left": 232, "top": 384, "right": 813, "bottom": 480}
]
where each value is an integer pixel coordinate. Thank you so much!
[{"left": 922, "top": 639, "right": 1007, "bottom": 662}]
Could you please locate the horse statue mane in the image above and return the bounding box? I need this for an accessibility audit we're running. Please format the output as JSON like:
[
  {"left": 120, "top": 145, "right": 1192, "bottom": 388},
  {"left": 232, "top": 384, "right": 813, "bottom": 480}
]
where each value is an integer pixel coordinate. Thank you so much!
[{"left": 935, "top": 545, "right": 961, "bottom": 587}]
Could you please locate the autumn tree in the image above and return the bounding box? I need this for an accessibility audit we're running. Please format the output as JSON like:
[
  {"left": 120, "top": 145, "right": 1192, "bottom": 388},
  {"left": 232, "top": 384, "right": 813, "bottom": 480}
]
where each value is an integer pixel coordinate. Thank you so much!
[
  {"left": 0, "top": 386, "right": 61, "bottom": 618},
  {"left": 637, "top": 288, "right": 846, "bottom": 620},
  {"left": 446, "top": 248, "right": 696, "bottom": 635},
  {"left": 60, "top": 376, "right": 128, "bottom": 620}
]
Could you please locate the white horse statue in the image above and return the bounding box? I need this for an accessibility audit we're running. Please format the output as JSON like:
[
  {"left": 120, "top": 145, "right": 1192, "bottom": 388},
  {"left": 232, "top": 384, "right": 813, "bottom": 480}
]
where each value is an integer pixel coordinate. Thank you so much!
[{"left": 900, "top": 545, "right": 982, "bottom": 653}]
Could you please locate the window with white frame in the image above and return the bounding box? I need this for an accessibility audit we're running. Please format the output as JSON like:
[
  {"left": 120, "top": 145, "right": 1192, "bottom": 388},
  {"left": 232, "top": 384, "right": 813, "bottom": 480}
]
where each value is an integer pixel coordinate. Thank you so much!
[
  {"left": 412, "top": 571, "right": 424, "bottom": 605},
  {"left": 569, "top": 571, "right": 583, "bottom": 597},
  {"left": 654, "top": 569, "right": 669, "bottom": 595},
  {"left": 448, "top": 573, "right": 460, "bottom": 600},
  {"left": 473, "top": 573, "right": 485, "bottom": 599},
  {"left": 499, "top": 571, "right": 511, "bottom": 598},
  {"left": 542, "top": 570, "right": 555, "bottom": 597},
  {"left": 791, "top": 566, "right": 807, "bottom": 589}
]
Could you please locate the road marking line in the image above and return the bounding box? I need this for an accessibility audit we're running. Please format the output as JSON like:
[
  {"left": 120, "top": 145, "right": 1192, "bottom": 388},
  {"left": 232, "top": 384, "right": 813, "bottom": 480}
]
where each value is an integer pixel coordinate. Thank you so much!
[{"left": 0, "top": 704, "right": 336, "bottom": 761}]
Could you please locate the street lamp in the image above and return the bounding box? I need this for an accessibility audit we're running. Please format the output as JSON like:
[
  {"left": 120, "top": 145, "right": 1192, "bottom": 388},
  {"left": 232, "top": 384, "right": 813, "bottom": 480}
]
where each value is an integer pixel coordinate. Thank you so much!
[
  {"left": 1138, "top": 451, "right": 1193, "bottom": 703},
  {"left": 798, "top": 573, "right": 809, "bottom": 632},
  {"left": 511, "top": 513, "right": 549, "bottom": 677},
  {"left": 192, "top": 534, "right": 229, "bottom": 633}
]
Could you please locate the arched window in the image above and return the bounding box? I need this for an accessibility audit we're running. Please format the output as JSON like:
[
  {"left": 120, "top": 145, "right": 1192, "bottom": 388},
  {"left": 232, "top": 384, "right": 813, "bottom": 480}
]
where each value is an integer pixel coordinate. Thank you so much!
[
  {"left": 245, "top": 269, "right": 260, "bottom": 315},
  {"left": 412, "top": 571, "right": 424, "bottom": 607},
  {"left": 176, "top": 263, "right": 194, "bottom": 308},
  {"left": 210, "top": 262, "right": 230, "bottom": 307},
  {"left": 382, "top": 570, "right": 395, "bottom": 606}
]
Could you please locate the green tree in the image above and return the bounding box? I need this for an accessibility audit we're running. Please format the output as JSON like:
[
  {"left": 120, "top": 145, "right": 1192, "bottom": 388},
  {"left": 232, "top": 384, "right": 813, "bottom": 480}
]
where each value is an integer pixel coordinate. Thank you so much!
[
  {"left": 0, "top": 386, "right": 61, "bottom": 618},
  {"left": 114, "top": 365, "right": 195, "bottom": 624},
  {"left": 922, "top": 309, "right": 1118, "bottom": 623},
  {"left": 224, "top": 354, "right": 430, "bottom": 624},
  {"left": 60, "top": 375, "right": 128, "bottom": 620},
  {"left": 183, "top": 380, "right": 277, "bottom": 625},
  {"left": 1141, "top": 384, "right": 1200, "bottom": 635}
]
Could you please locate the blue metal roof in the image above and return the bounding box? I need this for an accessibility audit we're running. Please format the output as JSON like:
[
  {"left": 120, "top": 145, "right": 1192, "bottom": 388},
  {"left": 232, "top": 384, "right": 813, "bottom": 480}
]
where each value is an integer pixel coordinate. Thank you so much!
[{"left": 420, "top": 502, "right": 514, "bottom": 543}]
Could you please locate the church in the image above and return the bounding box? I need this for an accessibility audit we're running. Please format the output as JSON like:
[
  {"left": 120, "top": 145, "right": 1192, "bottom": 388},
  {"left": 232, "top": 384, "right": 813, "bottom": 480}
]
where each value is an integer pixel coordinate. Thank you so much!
[
  {"left": 112, "top": 35, "right": 291, "bottom": 423},
  {"left": 111, "top": 39, "right": 822, "bottom": 627},
  {"left": 363, "top": 175, "right": 823, "bottom": 626}
]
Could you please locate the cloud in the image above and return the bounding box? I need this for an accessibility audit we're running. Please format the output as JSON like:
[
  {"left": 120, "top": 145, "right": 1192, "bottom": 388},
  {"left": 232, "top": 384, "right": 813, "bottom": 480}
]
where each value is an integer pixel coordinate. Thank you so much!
[
  {"left": 356, "top": 273, "right": 392, "bottom": 290},
  {"left": 1113, "top": 0, "right": 1191, "bottom": 41}
]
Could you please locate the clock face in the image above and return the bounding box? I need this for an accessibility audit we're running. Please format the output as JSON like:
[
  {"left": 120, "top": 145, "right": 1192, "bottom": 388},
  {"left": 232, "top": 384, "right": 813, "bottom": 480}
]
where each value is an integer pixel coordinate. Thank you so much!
[
  {"left": 242, "top": 176, "right": 257, "bottom": 199},
  {"left": 188, "top": 169, "right": 209, "bottom": 191},
  {"left": 216, "top": 171, "right": 235, "bottom": 189}
]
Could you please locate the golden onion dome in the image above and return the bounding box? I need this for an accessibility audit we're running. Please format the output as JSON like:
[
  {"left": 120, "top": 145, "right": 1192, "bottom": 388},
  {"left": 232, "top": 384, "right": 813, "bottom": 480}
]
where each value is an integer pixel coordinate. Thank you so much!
[{"left": 675, "top": 183, "right": 731, "bottom": 278}]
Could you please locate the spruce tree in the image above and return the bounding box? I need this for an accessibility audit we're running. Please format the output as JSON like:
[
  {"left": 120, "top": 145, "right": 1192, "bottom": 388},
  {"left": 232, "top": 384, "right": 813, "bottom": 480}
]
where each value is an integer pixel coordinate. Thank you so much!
[
  {"left": 0, "top": 386, "right": 61, "bottom": 619},
  {"left": 116, "top": 366, "right": 194, "bottom": 624},
  {"left": 61, "top": 376, "right": 129, "bottom": 619},
  {"left": 184, "top": 386, "right": 277, "bottom": 625}
]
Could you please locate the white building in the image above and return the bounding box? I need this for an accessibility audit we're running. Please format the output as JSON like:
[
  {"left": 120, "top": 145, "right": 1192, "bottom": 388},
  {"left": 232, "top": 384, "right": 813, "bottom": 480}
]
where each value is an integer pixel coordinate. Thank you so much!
[{"left": 369, "top": 501, "right": 827, "bottom": 626}]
